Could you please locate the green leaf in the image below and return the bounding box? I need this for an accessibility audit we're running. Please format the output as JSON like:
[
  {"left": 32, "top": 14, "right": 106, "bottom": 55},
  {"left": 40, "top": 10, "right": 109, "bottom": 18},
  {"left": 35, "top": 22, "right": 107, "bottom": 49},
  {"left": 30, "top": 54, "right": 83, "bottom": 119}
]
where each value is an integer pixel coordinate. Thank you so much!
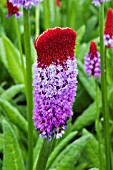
[
  {"left": 73, "top": 82, "right": 92, "bottom": 113},
  {"left": 0, "top": 133, "right": 3, "bottom": 153},
  {"left": 2, "top": 36, "right": 24, "bottom": 84},
  {"left": 108, "top": 83, "right": 113, "bottom": 110},
  {"left": 82, "top": 129, "right": 102, "bottom": 169},
  {"left": 72, "top": 100, "right": 101, "bottom": 131},
  {"left": 77, "top": 60, "right": 97, "bottom": 100},
  {"left": 74, "top": 163, "right": 88, "bottom": 170},
  {"left": 0, "top": 159, "right": 3, "bottom": 170},
  {"left": 0, "top": 38, "right": 7, "bottom": 68},
  {"left": 0, "top": 99, "right": 28, "bottom": 134},
  {"left": 33, "top": 138, "right": 43, "bottom": 170},
  {"left": 50, "top": 135, "right": 90, "bottom": 170},
  {"left": 75, "top": 25, "right": 86, "bottom": 57},
  {"left": 1, "top": 84, "right": 25, "bottom": 100},
  {"left": 47, "top": 131, "right": 78, "bottom": 169},
  {"left": 2, "top": 119, "right": 25, "bottom": 170},
  {"left": 88, "top": 168, "right": 99, "bottom": 170}
]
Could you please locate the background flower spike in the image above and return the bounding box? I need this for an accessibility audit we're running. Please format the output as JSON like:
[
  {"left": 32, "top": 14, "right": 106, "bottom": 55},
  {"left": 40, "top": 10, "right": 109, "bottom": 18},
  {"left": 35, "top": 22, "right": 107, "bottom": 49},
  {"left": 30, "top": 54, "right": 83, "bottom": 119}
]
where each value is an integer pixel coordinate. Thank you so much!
[
  {"left": 92, "top": 0, "right": 110, "bottom": 6},
  {"left": 33, "top": 27, "right": 78, "bottom": 140},
  {"left": 84, "top": 41, "right": 100, "bottom": 78},
  {"left": 104, "top": 8, "right": 113, "bottom": 49},
  {"left": 8, "top": 0, "right": 44, "bottom": 9},
  {"left": 6, "top": 0, "right": 22, "bottom": 18}
]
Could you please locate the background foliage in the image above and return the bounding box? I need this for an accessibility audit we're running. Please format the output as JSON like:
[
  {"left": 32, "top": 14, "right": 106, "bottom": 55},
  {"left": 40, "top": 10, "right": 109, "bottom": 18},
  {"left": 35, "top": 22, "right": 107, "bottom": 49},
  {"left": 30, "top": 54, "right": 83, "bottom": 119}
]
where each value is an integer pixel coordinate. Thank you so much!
[{"left": 0, "top": 0, "right": 113, "bottom": 170}]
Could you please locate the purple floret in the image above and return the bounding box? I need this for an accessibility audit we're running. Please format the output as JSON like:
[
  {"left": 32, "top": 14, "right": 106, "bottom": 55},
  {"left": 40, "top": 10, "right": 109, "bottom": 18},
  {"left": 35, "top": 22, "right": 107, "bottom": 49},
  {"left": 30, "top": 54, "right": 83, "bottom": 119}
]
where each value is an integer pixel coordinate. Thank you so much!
[
  {"left": 84, "top": 51, "right": 100, "bottom": 78},
  {"left": 92, "top": 0, "right": 110, "bottom": 6},
  {"left": 8, "top": 0, "right": 43, "bottom": 9},
  {"left": 33, "top": 57, "right": 78, "bottom": 140}
]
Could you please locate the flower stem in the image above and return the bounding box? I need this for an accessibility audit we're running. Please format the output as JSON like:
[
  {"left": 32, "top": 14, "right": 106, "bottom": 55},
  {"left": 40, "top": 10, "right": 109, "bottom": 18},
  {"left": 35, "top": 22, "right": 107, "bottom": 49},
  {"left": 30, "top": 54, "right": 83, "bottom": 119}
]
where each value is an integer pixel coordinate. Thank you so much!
[
  {"left": 43, "top": 0, "right": 51, "bottom": 29},
  {"left": 53, "top": 0, "right": 57, "bottom": 26},
  {"left": 36, "top": 139, "right": 53, "bottom": 170},
  {"left": 35, "top": 5, "right": 40, "bottom": 37},
  {"left": 99, "top": 4, "right": 110, "bottom": 170},
  {"left": 23, "top": 9, "right": 33, "bottom": 170},
  {"left": 95, "top": 80, "right": 102, "bottom": 170},
  {"left": 14, "top": 17, "right": 25, "bottom": 81}
]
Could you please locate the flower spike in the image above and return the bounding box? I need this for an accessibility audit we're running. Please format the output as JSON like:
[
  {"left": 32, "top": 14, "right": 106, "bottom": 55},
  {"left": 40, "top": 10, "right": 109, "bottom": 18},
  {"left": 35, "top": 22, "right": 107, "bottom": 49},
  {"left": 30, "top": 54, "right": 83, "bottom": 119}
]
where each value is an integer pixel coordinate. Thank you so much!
[
  {"left": 8, "top": 0, "right": 44, "bottom": 9},
  {"left": 6, "top": 0, "right": 22, "bottom": 18},
  {"left": 92, "top": 0, "right": 110, "bottom": 6},
  {"left": 33, "top": 27, "right": 78, "bottom": 140},
  {"left": 56, "top": 0, "right": 61, "bottom": 7},
  {"left": 104, "top": 8, "right": 113, "bottom": 49},
  {"left": 84, "top": 41, "right": 100, "bottom": 78}
]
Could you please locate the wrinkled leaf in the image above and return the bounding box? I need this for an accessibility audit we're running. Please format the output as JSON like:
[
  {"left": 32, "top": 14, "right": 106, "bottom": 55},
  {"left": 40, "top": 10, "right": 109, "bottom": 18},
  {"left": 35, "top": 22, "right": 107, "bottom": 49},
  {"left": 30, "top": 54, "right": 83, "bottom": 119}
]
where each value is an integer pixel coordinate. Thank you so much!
[
  {"left": 2, "top": 119, "right": 25, "bottom": 170},
  {"left": 50, "top": 135, "right": 90, "bottom": 170},
  {"left": 1, "top": 84, "right": 25, "bottom": 100},
  {"left": 2, "top": 36, "right": 24, "bottom": 84},
  {"left": 0, "top": 99, "right": 28, "bottom": 134},
  {"left": 47, "top": 131, "right": 78, "bottom": 169}
]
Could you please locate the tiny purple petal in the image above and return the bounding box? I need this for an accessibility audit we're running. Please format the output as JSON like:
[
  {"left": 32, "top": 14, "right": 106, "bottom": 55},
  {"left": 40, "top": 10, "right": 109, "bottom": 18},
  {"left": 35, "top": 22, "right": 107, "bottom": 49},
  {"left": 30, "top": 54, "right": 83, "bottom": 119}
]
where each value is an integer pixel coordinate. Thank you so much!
[
  {"left": 104, "top": 34, "right": 113, "bottom": 49},
  {"left": 15, "top": 11, "right": 23, "bottom": 18}
]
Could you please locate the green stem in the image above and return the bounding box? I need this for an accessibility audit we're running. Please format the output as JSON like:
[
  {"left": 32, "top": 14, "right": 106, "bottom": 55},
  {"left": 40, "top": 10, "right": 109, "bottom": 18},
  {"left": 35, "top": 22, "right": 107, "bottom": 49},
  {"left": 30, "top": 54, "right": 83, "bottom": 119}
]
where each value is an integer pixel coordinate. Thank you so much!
[
  {"left": 36, "top": 139, "right": 53, "bottom": 170},
  {"left": 95, "top": 80, "right": 102, "bottom": 170},
  {"left": 14, "top": 17, "right": 25, "bottom": 82},
  {"left": 23, "top": 9, "right": 33, "bottom": 170},
  {"left": 53, "top": 0, "right": 57, "bottom": 26},
  {"left": 43, "top": 0, "right": 51, "bottom": 29},
  {"left": 99, "top": 4, "right": 110, "bottom": 170},
  {"left": 35, "top": 5, "right": 40, "bottom": 37}
]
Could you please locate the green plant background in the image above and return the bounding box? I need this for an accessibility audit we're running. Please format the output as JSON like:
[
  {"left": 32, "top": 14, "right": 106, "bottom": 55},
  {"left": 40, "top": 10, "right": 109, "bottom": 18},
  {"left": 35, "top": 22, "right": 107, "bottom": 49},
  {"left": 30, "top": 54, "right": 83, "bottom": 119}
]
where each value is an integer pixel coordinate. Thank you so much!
[{"left": 0, "top": 0, "right": 113, "bottom": 170}]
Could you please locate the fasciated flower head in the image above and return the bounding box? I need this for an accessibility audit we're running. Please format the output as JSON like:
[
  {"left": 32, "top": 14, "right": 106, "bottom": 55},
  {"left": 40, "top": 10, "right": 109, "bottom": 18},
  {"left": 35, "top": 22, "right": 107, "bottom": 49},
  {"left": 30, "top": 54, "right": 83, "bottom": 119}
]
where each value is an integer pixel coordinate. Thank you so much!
[
  {"left": 104, "top": 8, "right": 113, "bottom": 49},
  {"left": 8, "top": 0, "right": 43, "bottom": 9},
  {"left": 84, "top": 41, "right": 100, "bottom": 78},
  {"left": 6, "top": 0, "right": 22, "bottom": 18},
  {"left": 92, "top": 0, "right": 110, "bottom": 6},
  {"left": 33, "top": 27, "right": 78, "bottom": 140}
]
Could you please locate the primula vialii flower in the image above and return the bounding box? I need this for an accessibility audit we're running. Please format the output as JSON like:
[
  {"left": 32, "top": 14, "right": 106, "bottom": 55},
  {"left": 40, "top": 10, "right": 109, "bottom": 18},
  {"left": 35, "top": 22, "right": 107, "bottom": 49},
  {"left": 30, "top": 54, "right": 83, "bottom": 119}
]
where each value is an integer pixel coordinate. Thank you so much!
[
  {"left": 104, "top": 8, "right": 113, "bottom": 49},
  {"left": 33, "top": 27, "right": 78, "bottom": 140},
  {"left": 92, "top": 0, "right": 110, "bottom": 6},
  {"left": 8, "top": 0, "right": 43, "bottom": 9},
  {"left": 6, "top": 0, "right": 22, "bottom": 18},
  {"left": 56, "top": 0, "right": 61, "bottom": 7},
  {"left": 84, "top": 41, "right": 100, "bottom": 78}
]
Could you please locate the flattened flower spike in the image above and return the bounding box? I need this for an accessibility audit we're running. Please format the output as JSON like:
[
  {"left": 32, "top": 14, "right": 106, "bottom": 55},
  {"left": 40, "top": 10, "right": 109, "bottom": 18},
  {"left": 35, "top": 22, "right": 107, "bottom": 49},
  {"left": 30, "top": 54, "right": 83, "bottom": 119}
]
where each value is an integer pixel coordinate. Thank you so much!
[
  {"left": 84, "top": 41, "right": 100, "bottom": 78},
  {"left": 33, "top": 27, "right": 78, "bottom": 140}
]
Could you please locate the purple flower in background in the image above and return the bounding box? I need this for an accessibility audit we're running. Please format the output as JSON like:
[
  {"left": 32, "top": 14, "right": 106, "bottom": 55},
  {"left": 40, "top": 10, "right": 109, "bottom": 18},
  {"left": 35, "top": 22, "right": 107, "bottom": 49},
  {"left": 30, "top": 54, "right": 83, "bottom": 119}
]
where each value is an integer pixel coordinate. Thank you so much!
[
  {"left": 8, "top": 0, "right": 43, "bottom": 9},
  {"left": 6, "top": 0, "right": 22, "bottom": 18},
  {"left": 84, "top": 41, "right": 100, "bottom": 78},
  {"left": 92, "top": 0, "right": 110, "bottom": 6},
  {"left": 104, "top": 8, "right": 113, "bottom": 49},
  {"left": 33, "top": 27, "right": 78, "bottom": 140}
]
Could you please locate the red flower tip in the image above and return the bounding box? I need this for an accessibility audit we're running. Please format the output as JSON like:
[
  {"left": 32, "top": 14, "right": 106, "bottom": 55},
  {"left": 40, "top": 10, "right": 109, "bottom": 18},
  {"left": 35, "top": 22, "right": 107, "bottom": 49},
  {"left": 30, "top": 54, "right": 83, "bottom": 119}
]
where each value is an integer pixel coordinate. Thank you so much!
[
  {"left": 104, "top": 8, "right": 113, "bottom": 36},
  {"left": 56, "top": 0, "right": 61, "bottom": 7},
  {"left": 90, "top": 41, "right": 97, "bottom": 59},
  {"left": 34, "top": 27, "right": 76, "bottom": 67},
  {"left": 7, "top": 0, "right": 19, "bottom": 16}
]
